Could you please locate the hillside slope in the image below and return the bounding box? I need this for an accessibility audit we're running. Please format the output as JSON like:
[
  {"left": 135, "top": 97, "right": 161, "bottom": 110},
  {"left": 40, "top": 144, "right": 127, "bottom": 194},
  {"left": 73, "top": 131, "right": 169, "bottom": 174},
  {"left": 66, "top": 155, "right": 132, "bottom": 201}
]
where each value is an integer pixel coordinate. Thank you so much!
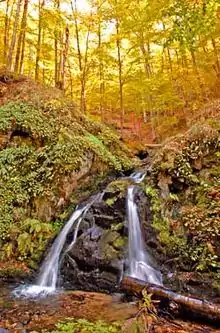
[
  {"left": 146, "top": 122, "right": 220, "bottom": 298},
  {"left": 0, "top": 75, "right": 134, "bottom": 274}
]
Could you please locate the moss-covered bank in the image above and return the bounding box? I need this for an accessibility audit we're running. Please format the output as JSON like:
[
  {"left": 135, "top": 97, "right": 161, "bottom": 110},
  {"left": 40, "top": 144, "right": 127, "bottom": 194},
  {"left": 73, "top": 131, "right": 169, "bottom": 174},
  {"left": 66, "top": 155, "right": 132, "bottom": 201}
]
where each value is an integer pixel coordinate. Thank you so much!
[
  {"left": 0, "top": 77, "right": 134, "bottom": 273},
  {"left": 144, "top": 122, "right": 220, "bottom": 297}
]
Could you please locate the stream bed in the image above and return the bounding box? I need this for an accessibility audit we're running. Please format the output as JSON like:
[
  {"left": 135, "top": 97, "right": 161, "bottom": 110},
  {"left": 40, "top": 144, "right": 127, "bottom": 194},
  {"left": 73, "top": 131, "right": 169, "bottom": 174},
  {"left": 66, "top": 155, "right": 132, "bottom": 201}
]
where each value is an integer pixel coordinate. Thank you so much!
[{"left": 1, "top": 283, "right": 220, "bottom": 333}]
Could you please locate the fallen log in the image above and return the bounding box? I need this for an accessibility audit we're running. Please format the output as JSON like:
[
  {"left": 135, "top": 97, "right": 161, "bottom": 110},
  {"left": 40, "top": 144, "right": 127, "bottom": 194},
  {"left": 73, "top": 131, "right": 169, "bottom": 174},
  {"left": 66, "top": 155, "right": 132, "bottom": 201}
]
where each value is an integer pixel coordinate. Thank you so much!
[{"left": 121, "top": 276, "right": 220, "bottom": 319}]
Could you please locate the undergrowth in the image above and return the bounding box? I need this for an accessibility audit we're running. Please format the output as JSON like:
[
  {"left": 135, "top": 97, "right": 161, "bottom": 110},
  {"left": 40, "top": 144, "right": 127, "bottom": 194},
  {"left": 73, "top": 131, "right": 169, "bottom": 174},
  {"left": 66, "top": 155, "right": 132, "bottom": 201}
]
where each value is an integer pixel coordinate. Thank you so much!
[
  {"left": 146, "top": 123, "right": 220, "bottom": 273},
  {"left": 43, "top": 319, "right": 121, "bottom": 333},
  {"left": 0, "top": 99, "right": 133, "bottom": 267}
]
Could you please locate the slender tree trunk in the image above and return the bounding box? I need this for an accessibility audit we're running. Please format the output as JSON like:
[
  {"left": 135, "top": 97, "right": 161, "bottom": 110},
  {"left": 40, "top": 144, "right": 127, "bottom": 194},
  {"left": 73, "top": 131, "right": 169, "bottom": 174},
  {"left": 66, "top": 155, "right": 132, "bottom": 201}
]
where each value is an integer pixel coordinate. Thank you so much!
[
  {"left": 98, "top": 19, "right": 105, "bottom": 122},
  {"left": 35, "top": 0, "right": 45, "bottom": 82},
  {"left": 7, "top": 0, "right": 23, "bottom": 71},
  {"left": 141, "top": 95, "right": 147, "bottom": 124},
  {"left": 57, "top": 30, "right": 64, "bottom": 87},
  {"left": 14, "top": 0, "right": 29, "bottom": 73},
  {"left": 19, "top": 19, "right": 27, "bottom": 73},
  {"left": 212, "top": 38, "right": 220, "bottom": 76},
  {"left": 4, "top": 0, "right": 10, "bottom": 65},
  {"left": 71, "top": 0, "right": 85, "bottom": 112},
  {"left": 140, "top": 42, "right": 151, "bottom": 79},
  {"left": 167, "top": 47, "right": 173, "bottom": 73},
  {"left": 42, "top": 27, "right": 46, "bottom": 83},
  {"left": 54, "top": 0, "right": 60, "bottom": 87},
  {"left": 175, "top": 49, "right": 180, "bottom": 66},
  {"left": 116, "top": 17, "right": 124, "bottom": 134},
  {"left": 80, "top": 29, "right": 90, "bottom": 114},
  {"left": 180, "top": 47, "right": 188, "bottom": 70},
  {"left": 190, "top": 49, "right": 197, "bottom": 71},
  {"left": 68, "top": 60, "right": 73, "bottom": 99},
  {"left": 139, "top": 32, "right": 155, "bottom": 138},
  {"left": 60, "top": 25, "right": 69, "bottom": 90},
  {"left": 71, "top": 0, "right": 91, "bottom": 113},
  {"left": 190, "top": 48, "right": 203, "bottom": 97},
  {"left": 55, "top": 36, "right": 58, "bottom": 85}
]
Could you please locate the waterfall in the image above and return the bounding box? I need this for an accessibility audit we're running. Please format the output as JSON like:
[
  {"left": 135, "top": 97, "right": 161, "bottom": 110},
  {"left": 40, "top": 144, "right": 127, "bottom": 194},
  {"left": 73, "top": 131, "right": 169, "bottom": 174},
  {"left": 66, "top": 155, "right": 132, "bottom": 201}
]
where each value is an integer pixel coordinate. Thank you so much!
[
  {"left": 130, "top": 171, "right": 146, "bottom": 183},
  {"left": 13, "top": 170, "right": 162, "bottom": 298},
  {"left": 37, "top": 205, "right": 89, "bottom": 288},
  {"left": 14, "top": 194, "right": 101, "bottom": 297},
  {"left": 127, "top": 174, "right": 162, "bottom": 285}
]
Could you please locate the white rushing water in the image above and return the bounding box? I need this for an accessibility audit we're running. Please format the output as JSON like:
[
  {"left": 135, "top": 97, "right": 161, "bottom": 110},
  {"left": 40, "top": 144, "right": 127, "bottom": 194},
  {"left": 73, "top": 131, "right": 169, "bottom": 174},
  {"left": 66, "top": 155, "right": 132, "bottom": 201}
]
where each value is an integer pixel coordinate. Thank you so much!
[
  {"left": 127, "top": 182, "right": 162, "bottom": 285},
  {"left": 14, "top": 194, "right": 101, "bottom": 298},
  {"left": 13, "top": 170, "right": 162, "bottom": 298},
  {"left": 130, "top": 171, "right": 146, "bottom": 183}
]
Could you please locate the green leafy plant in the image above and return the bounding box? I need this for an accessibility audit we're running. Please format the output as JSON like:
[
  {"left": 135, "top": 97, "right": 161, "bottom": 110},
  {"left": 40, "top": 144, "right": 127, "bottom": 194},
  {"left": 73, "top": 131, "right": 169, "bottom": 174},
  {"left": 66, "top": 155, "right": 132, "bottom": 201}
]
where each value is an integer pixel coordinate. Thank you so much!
[
  {"left": 43, "top": 319, "right": 121, "bottom": 333},
  {"left": 130, "top": 290, "right": 158, "bottom": 333},
  {"left": 0, "top": 101, "right": 133, "bottom": 268}
]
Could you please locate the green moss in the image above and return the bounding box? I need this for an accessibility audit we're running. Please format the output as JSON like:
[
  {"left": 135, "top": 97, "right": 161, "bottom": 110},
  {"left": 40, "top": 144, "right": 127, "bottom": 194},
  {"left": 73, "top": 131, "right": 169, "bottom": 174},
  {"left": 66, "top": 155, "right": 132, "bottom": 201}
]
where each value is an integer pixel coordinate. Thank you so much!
[
  {"left": 100, "top": 230, "right": 126, "bottom": 259},
  {"left": 104, "top": 179, "right": 131, "bottom": 206},
  {"left": 0, "top": 101, "right": 57, "bottom": 140},
  {"left": 111, "top": 223, "right": 124, "bottom": 232},
  {"left": 152, "top": 124, "right": 219, "bottom": 185},
  {"left": 145, "top": 186, "right": 187, "bottom": 255},
  {"left": 0, "top": 101, "right": 133, "bottom": 267},
  {"left": 147, "top": 123, "right": 220, "bottom": 273},
  {"left": 43, "top": 319, "right": 121, "bottom": 333},
  {"left": 112, "top": 236, "right": 126, "bottom": 250}
]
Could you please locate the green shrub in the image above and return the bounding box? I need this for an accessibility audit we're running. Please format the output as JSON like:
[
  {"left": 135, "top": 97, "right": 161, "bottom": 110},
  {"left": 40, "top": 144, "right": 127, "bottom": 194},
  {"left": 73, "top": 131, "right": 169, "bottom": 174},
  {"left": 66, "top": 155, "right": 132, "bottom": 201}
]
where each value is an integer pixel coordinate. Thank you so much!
[{"left": 44, "top": 319, "right": 121, "bottom": 333}]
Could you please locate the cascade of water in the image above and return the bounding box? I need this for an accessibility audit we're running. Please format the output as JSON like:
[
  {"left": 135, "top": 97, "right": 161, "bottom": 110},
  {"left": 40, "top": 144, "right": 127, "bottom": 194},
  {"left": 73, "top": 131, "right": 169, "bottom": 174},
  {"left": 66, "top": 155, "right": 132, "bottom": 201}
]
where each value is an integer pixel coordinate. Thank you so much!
[
  {"left": 37, "top": 205, "right": 89, "bottom": 288},
  {"left": 13, "top": 169, "right": 162, "bottom": 298},
  {"left": 129, "top": 171, "right": 146, "bottom": 183},
  {"left": 126, "top": 182, "right": 162, "bottom": 285},
  {"left": 14, "top": 194, "right": 101, "bottom": 297}
]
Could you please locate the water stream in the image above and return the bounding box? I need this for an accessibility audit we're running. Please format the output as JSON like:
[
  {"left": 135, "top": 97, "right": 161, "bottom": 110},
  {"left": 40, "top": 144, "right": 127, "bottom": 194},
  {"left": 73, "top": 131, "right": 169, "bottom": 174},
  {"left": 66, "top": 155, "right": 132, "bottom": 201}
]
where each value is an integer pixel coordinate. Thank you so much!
[
  {"left": 127, "top": 173, "right": 162, "bottom": 285},
  {"left": 14, "top": 194, "right": 101, "bottom": 297},
  {"left": 14, "top": 172, "right": 162, "bottom": 297}
]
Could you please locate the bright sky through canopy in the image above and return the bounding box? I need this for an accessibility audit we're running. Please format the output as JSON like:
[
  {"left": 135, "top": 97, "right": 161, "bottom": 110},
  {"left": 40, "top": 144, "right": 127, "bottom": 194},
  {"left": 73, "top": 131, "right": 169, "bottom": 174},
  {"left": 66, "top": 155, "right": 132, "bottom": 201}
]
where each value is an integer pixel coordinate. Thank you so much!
[{"left": 76, "top": 0, "right": 90, "bottom": 12}]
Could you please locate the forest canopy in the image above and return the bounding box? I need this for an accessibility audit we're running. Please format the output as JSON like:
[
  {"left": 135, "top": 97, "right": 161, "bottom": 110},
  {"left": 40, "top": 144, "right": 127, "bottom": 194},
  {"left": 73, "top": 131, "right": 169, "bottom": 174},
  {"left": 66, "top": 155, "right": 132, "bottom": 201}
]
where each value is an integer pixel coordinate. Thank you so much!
[{"left": 0, "top": 0, "right": 220, "bottom": 141}]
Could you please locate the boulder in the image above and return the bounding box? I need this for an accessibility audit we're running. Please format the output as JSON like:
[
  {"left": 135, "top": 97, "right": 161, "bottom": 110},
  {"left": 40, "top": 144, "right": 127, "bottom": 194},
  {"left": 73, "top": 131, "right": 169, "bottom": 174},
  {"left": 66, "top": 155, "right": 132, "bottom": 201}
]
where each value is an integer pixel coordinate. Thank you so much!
[{"left": 60, "top": 180, "right": 161, "bottom": 292}]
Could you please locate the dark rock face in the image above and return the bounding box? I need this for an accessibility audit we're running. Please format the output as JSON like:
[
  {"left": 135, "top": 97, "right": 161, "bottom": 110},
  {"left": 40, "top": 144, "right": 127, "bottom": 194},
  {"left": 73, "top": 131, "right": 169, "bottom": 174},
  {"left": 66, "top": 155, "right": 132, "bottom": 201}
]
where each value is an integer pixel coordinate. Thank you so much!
[
  {"left": 61, "top": 203, "right": 126, "bottom": 292},
  {"left": 60, "top": 179, "right": 158, "bottom": 293}
]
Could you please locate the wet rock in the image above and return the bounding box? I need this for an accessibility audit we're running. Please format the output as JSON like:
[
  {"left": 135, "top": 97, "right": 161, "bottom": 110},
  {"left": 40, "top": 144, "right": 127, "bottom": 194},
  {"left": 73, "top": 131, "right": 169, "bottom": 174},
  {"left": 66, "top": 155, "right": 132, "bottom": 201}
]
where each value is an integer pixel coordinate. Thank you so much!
[
  {"left": 63, "top": 225, "right": 125, "bottom": 292},
  {"left": 61, "top": 180, "right": 160, "bottom": 293}
]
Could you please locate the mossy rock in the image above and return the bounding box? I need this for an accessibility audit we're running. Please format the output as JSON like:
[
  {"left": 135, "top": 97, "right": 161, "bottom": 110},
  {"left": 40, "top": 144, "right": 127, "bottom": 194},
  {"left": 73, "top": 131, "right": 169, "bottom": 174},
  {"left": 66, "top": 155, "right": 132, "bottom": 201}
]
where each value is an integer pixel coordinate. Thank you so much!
[
  {"left": 146, "top": 122, "right": 220, "bottom": 295},
  {"left": 0, "top": 95, "right": 133, "bottom": 268},
  {"left": 100, "top": 230, "right": 126, "bottom": 259},
  {"left": 104, "top": 179, "right": 131, "bottom": 206}
]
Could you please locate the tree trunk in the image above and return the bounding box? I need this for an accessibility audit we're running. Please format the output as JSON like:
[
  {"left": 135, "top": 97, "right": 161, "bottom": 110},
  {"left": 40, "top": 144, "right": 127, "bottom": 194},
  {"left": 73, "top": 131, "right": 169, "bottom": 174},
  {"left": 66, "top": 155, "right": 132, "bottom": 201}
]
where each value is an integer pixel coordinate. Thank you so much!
[
  {"left": 68, "top": 60, "right": 73, "bottom": 99},
  {"left": 80, "top": 28, "right": 90, "bottom": 114},
  {"left": 35, "top": 0, "right": 45, "bottom": 82},
  {"left": 212, "top": 38, "right": 220, "bottom": 76},
  {"left": 167, "top": 47, "right": 173, "bottom": 73},
  {"left": 139, "top": 37, "right": 151, "bottom": 79},
  {"left": 7, "top": 0, "right": 23, "bottom": 71},
  {"left": 116, "top": 17, "right": 124, "bottom": 135},
  {"left": 98, "top": 18, "right": 105, "bottom": 122},
  {"left": 121, "top": 277, "right": 220, "bottom": 319},
  {"left": 4, "top": 0, "right": 10, "bottom": 65},
  {"left": 71, "top": 0, "right": 86, "bottom": 113},
  {"left": 60, "top": 25, "right": 69, "bottom": 90},
  {"left": 14, "top": 0, "right": 29, "bottom": 73},
  {"left": 54, "top": 35, "right": 58, "bottom": 86},
  {"left": 190, "top": 48, "right": 203, "bottom": 97},
  {"left": 54, "top": 0, "right": 60, "bottom": 87}
]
